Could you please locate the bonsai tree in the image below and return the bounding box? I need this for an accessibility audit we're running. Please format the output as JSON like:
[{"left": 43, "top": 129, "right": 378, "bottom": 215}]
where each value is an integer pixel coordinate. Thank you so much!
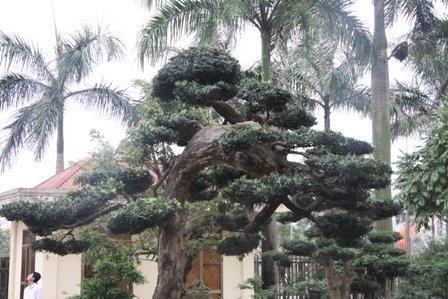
[{"left": 0, "top": 47, "right": 395, "bottom": 299}]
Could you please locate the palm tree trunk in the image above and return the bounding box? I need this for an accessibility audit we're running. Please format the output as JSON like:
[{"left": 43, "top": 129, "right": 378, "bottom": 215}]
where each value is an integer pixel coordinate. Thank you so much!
[
  {"left": 260, "top": 30, "right": 279, "bottom": 297},
  {"left": 261, "top": 32, "right": 271, "bottom": 82},
  {"left": 371, "top": 0, "right": 392, "bottom": 233},
  {"left": 56, "top": 114, "right": 64, "bottom": 174},
  {"left": 324, "top": 98, "right": 331, "bottom": 132}
]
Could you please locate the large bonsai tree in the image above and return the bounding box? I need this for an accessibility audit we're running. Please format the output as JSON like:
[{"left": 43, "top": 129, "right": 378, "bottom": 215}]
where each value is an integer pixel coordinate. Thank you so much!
[{"left": 1, "top": 47, "right": 395, "bottom": 299}]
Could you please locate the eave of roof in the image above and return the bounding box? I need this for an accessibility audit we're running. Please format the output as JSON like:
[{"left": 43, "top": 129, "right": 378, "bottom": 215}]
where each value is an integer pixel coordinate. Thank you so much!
[{"left": 34, "top": 163, "right": 82, "bottom": 190}]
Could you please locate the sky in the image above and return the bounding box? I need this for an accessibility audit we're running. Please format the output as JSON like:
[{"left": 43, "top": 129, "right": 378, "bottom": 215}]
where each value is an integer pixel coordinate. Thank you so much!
[{"left": 0, "top": 0, "right": 413, "bottom": 193}]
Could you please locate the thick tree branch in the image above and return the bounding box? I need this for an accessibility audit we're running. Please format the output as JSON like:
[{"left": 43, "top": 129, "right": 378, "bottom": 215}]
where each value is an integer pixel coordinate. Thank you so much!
[
  {"left": 208, "top": 100, "right": 246, "bottom": 124},
  {"left": 244, "top": 198, "right": 283, "bottom": 234}
]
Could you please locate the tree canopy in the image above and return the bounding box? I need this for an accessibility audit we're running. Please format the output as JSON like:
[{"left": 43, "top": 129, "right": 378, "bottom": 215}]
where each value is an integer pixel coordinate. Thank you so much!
[{"left": 1, "top": 47, "right": 397, "bottom": 299}]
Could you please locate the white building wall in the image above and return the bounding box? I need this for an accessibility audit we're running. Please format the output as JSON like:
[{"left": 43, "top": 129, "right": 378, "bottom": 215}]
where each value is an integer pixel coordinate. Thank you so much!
[
  {"left": 222, "top": 254, "right": 254, "bottom": 299},
  {"left": 7, "top": 221, "right": 23, "bottom": 299},
  {"left": 133, "top": 257, "right": 158, "bottom": 299}
]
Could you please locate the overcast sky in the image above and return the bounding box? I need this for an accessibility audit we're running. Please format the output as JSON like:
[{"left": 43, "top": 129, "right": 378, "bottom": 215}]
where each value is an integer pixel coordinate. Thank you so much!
[{"left": 0, "top": 0, "right": 412, "bottom": 193}]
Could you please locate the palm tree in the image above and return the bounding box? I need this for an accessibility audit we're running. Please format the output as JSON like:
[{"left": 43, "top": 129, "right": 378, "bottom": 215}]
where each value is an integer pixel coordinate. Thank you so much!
[
  {"left": 0, "top": 25, "right": 135, "bottom": 174},
  {"left": 369, "top": 0, "right": 448, "bottom": 235},
  {"left": 371, "top": 0, "right": 392, "bottom": 234},
  {"left": 138, "top": 0, "right": 371, "bottom": 82},
  {"left": 277, "top": 32, "right": 370, "bottom": 131}
]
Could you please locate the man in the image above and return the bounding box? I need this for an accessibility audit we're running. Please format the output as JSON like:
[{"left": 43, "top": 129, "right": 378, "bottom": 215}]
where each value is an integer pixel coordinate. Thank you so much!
[{"left": 24, "top": 272, "right": 42, "bottom": 299}]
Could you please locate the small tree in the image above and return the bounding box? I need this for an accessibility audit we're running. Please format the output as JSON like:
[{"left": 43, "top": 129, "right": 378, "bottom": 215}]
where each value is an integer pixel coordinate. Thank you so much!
[
  {"left": 0, "top": 47, "right": 394, "bottom": 299},
  {"left": 67, "top": 230, "right": 145, "bottom": 299},
  {"left": 393, "top": 240, "right": 448, "bottom": 299},
  {"left": 277, "top": 208, "right": 403, "bottom": 299}
]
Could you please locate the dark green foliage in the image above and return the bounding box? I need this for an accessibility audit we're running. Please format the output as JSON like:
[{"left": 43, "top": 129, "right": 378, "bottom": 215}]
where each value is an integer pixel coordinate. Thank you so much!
[
  {"left": 313, "top": 213, "right": 371, "bottom": 245},
  {"left": 183, "top": 280, "right": 212, "bottom": 299},
  {"left": 262, "top": 251, "right": 293, "bottom": 268},
  {"left": 215, "top": 212, "right": 249, "bottom": 231},
  {"left": 152, "top": 47, "right": 241, "bottom": 101},
  {"left": 305, "top": 155, "right": 391, "bottom": 189},
  {"left": 270, "top": 110, "right": 316, "bottom": 129},
  {"left": 224, "top": 173, "right": 299, "bottom": 205},
  {"left": 69, "top": 231, "right": 145, "bottom": 299},
  {"left": 75, "top": 167, "right": 153, "bottom": 195},
  {"left": 276, "top": 211, "right": 301, "bottom": 224},
  {"left": 32, "top": 238, "right": 89, "bottom": 256},
  {"left": 282, "top": 240, "right": 316, "bottom": 256},
  {"left": 354, "top": 254, "right": 409, "bottom": 279},
  {"left": 350, "top": 277, "right": 380, "bottom": 295},
  {"left": 364, "top": 201, "right": 403, "bottom": 219},
  {"left": 283, "top": 130, "right": 374, "bottom": 156},
  {"left": 393, "top": 240, "right": 448, "bottom": 299},
  {"left": 107, "top": 197, "right": 178, "bottom": 234},
  {"left": 216, "top": 233, "right": 261, "bottom": 256},
  {"left": 0, "top": 184, "right": 118, "bottom": 235},
  {"left": 239, "top": 276, "right": 279, "bottom": 299},
  {"left": 199, "top": 164, "right": 246, "bottom": 188},
  {"left": 188, "top": 165, "right": 245, "bottom": 197},
  {"left": 136, "top": 126, "right": 177, "bottom": 146},
  {"left": 217, "top": 127, "right": 278, "bottom": 155},
  {"left": 314, "top": 243, "right": 356, "bottom": 261},
  {"left": 367, "top": 231, "right": 402, "bottom": 243},
  {"left": 174, "top": 81, "right": 239, "bottom": 106},
  {"left": 396, "top": 107, "right": 448, "bottom": 227},
  {"left": 187, "top": 165, "right": 245, "bottom": 202},
  {"left": 240, "top": 81, "right": 292, "bottom": 114}
]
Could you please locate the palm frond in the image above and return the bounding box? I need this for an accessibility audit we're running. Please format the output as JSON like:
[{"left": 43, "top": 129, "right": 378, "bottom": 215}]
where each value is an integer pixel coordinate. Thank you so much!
[
  {"left": 314, "top": 0, "right": 372, "bottom": 66},
  {"left": 406, "top": 19, "right": 448, "bottom": 88},
  {"left": 0, "top": 31, "right": 53, "bottom": 80},
  {"left": 0, "top": 73, "right": 50, "bottom": 110},
  {"left": 65, "top": 83, "right": 137, "bottom": 126},
  {"left": 0, "top": 98, "right": 59, "bottom": 171},
  {"left": 390, "top": 80, "right": 436, "bottom": 140},
  {"left": 138, "top": 0, "right": 241, "bottom": 65},
  {"left": 271, "top": 0, "right": 317, "bottom": 51},
  {"left": 58, "top": 24, "right": 125, "bottom": 83}
]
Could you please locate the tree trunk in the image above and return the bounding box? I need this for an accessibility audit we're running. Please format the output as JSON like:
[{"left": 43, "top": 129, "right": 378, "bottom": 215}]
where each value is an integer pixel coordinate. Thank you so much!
[
  {"left": 341, "top": 260, "right": 355, "bottom": 299},
  {"left": 261, "top": 221, "right": 279, "bottom": 291},
  {"left": 405, "top": 211, "right": 411, "bottom": 256},
  {"left": 56, "top": 113, "right": 64, "bottom": 174},
  {"left": 152, "top": 215, "right": 185, "bottom": 299},
  {"left": 260, "top": 29, "right": 279, "bottom": 297},
  {"left": 371, "top": 0, "right": 392, "bottom": 233},
  {"left": 149, "top": 123, "right": 288, "bottom": 298},
  {"left": 261, "top": 31, "right": 271, "bottom": 82},
  {"left": 322, "top": 260, "right": 342, "bottom": 299},
  {"left": 324, "top": 98, "right": 331, "bottom": 132}
]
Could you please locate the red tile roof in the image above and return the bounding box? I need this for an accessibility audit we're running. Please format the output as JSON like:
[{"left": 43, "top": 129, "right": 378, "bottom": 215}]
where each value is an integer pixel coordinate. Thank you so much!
[{"left": 34, "top": 163, "right": 82, "bottom": 190}]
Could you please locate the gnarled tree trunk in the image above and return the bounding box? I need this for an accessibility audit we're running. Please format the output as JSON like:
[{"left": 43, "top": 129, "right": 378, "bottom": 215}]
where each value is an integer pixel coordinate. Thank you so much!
[
  {"left": 152, "top": 215, "right": 185, "bottom": 299},
  {"left": 151, "top": 122, "right": 289, "bottom": 298}
]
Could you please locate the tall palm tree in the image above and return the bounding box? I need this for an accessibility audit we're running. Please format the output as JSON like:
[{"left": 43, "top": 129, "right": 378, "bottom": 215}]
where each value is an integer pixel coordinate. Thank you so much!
[
  {"left": 277, "top": 32, "right": 370, "bottom": 131},
  {"left": 371, "top": 0, "right": 392, "bottom": 233},
  {"left": 0, "top": 25, "right": 135, "bottom": 174},
  {"left": 370, "top": 0, "right": 448, "bottom": 235},
  {"left": 138, "top": 0, "right": 371, "bottom": 82}
]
